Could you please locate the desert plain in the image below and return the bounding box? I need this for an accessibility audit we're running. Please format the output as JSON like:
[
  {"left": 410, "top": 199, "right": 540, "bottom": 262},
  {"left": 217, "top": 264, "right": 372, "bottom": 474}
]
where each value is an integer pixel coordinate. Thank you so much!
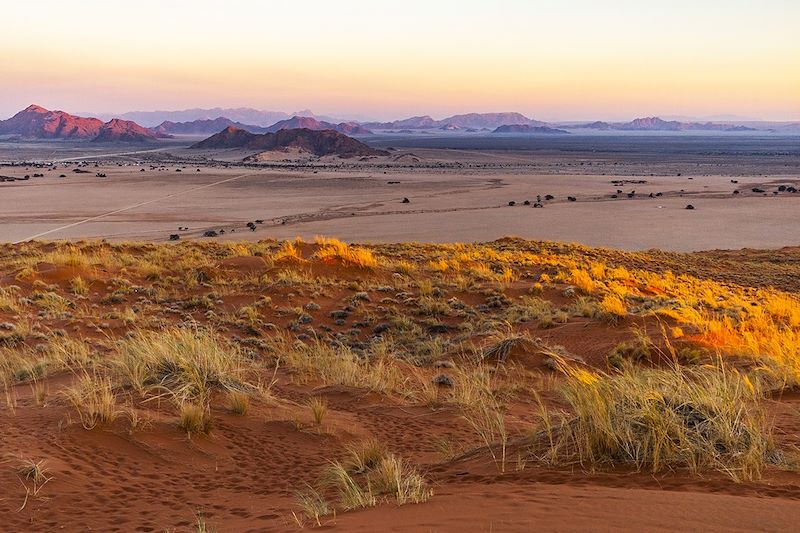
[{"left": 2, "top": 134, "right": 799, "bottom": 250}]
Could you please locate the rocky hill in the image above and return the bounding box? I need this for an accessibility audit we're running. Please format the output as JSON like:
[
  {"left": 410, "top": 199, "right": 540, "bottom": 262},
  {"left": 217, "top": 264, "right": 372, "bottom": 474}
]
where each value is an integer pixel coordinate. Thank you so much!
[
  {"left": 493, "top": 124, "right": 570, "bottom": 134},
  {"left": 91, "top": 119, "right": 163, "bottom": 143},
  {"left": 0, "top": 105, "right": 171, "bottom": 142},
  {"left": 191, "top": 126, "right": 387, "bottom": 158},
  {"left": 0, "top": 104, "right": 103, "bottom": 139}
]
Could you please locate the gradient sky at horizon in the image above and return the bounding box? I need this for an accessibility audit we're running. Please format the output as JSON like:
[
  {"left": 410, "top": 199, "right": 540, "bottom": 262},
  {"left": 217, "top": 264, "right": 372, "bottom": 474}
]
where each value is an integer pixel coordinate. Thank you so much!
[{"left": 2, "top": 0, "right": 798, "bottom": 121}]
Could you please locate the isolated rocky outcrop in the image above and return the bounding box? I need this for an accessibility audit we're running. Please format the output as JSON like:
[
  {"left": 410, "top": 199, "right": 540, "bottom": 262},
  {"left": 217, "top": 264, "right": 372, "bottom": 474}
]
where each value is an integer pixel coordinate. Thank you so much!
[
  {"left": 191, "top": 126, "right": 388, "bottom": 158},
  {"left": 493, "top": 124, "right": 570, "bottom": 134},
  {"left": 92, "top": 119, "right": 163, "bottom": 143},
  {"left": 442, "top": 112, "right": 543, "bottom": 129}
]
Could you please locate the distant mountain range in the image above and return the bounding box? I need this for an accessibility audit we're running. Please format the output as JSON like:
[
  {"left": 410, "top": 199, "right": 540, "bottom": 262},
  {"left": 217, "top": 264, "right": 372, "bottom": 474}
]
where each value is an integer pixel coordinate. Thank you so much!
[
  {"left": 109, "top": 108, "right": 291, "bottom": 128},
  {"left": 2, "top": 105, "right": 794, "bottom": 144},
  {"left": 153, "top": 117, "right": 269, "bottom": 136},
  {"left": 570, "top": 117, "right": 758, "bottom": 132},
  {"left": 191, "top": 126, "right": 387, "bottom": 158},
  {"left": 361, "top": 112, "right": 547, "bottom": 130},
  {"left": 264, "top": 116, "right": 372, "bottom": 135},
  {"left": 102, "top": 107, "right": 352, "bottom": 128},
  {"left": 152, "top": 115, "right": 373, "bottom": 136},
  {"left": 0, "top": 105, "right": 167, "bottom": 142}
]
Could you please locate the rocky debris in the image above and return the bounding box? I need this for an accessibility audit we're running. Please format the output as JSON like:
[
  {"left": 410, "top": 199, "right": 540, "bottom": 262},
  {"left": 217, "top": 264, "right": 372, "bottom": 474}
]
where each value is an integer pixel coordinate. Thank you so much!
[{"left": 431, "top": 374, "right": 454, "bottom": 387}]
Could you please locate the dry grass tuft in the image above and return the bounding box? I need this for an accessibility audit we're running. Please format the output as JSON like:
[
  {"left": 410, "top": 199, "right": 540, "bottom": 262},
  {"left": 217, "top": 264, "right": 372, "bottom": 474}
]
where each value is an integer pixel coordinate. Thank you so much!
[
  {"left": 273, "top": 240, "right": 305, "bottom": 263},
  {"left": 321, "top": 462, "right": 377, "bottom": 510},
  {"left": 321, "top": 449, "right": 431, "bottom": 511},
  {"left": 227, "top": 390, "right": 250, "bottom": 415},
  {"left": 69, "top": 276, "right": 88, "bottom": 295},
  {"left": 599, "top": 294, "right": 627, "bottom": 322},
  {"left": 370, "top": 454, "right": 433, "bottom": 505},
  {"left": 277, "top": 337, "right": 408, "bottom": 395},
  {"left": 463, "top": 399, "right": 508, "bottom": 473},
  {"left": 535, "top": 359, "right": 773, "bottom": 481},
  {"left": 116, "top": 327, "right": 257, "bottom": 403},
  {"left": 294, "top": 484, "right": 331, "bottom": 526},
  {"left": 178, "top": 402, "right": 213, "bottom": 435},
  {"left": 307, "top": 396, "right": 328, "bottom": 426},
  {"left": 62, "top": 372, "right": 120, "bottom": 430},
  {"left": 16, "top": 458, "right": 52, "bottom": 486},
  {"left": 481, "top": 328, "right": 538, "bottom": 364},
  {"left": 344, "top": 439, "right": 389, "bottom": 474},
  {"left": 314, "top": 236, "right": 378, "bottom": 269}
]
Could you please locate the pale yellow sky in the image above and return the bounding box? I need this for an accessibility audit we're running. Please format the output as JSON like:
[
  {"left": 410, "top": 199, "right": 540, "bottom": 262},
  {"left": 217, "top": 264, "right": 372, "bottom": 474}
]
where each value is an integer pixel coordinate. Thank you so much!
[{"left": 2, "top": 0, "right": 798, "bottom": 120}]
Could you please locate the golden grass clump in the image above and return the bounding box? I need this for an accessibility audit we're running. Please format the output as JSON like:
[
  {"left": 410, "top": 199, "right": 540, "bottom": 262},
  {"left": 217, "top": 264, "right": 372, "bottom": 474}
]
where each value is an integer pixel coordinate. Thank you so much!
[
  {"left": 321, "top": 462, "right": 378, "bottom": 510},
  {"left": 0, "top": 347, "right": 45, "bottom": 388},
  {"left": 599, "top": 294, "right": 627, "bottom": 321},
  {"left": 392, "top": 259, "right": 417, "bottom": 275},
  {"left": 227, "top": 390, "right": 250, "bottom": 415},
  {"left": 43, "top": 245, "right": 92, "bottom": 269},
  {"left": 178, "top": 402, "right": 213, "bottom": 435},
  {"left": 0, "top": 337, "right": 96, "bottom": 391},
  {"left": 276, "top": 338, "right": 408, "bottom": 395},
  {"left": 370, "top": 454, "right": 433, "bottom": 505},
  {"left": 0, "top": 285, "right": 21, "bottom": 313},
  {"left": 294, "top": 485, "right": 331, "bottom": 526},
  {"left": 320, "top": 451, "right": 431, "bottom": 511},
  {"left": 463, "top": 399, "right": 508, "bottom": 473},
  {"left": 344, "top": 439, "right": 389, "bottom": 474},
  {"left": 116, "top": 327, "right": 258, "bottom": 403},
  {"left": 536, "top": 360, "right": 773, "bottom": 481},
  {"left": 62, "top": 372, "right": 120, "bottom": 430},
  {"left": 273, "top": 240, "right": 305, "bottom": 263},
  {"left": 481, "top": 328, "right": 538, "bottom": 364},
  {"left": 570, "top": 268, "right": 599, "bottom": 293},
  {"left": 307, "top": 396, "right": 328, "bottom": 426},
  {"left": 45, "top": 337, "right": 96, "bottom": 371},
  {"left": 69, "top": 276, "right": 88, "bottom": 295},
  {"left": 313, "top": 236, "right": 378, "bottom": 269}
]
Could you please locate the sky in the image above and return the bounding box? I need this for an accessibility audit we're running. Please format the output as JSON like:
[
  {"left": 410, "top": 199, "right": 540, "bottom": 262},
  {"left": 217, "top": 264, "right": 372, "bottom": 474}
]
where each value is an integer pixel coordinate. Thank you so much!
[{"left": 1, "top": 0, "right": 798, "bottom": 121}]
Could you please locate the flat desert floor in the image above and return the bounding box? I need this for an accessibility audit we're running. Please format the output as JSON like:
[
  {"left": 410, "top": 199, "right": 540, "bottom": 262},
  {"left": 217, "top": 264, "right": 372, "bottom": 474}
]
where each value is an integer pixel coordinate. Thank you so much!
[{"left": 1, "top": 134, "right": 799, "bottom": 251}]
